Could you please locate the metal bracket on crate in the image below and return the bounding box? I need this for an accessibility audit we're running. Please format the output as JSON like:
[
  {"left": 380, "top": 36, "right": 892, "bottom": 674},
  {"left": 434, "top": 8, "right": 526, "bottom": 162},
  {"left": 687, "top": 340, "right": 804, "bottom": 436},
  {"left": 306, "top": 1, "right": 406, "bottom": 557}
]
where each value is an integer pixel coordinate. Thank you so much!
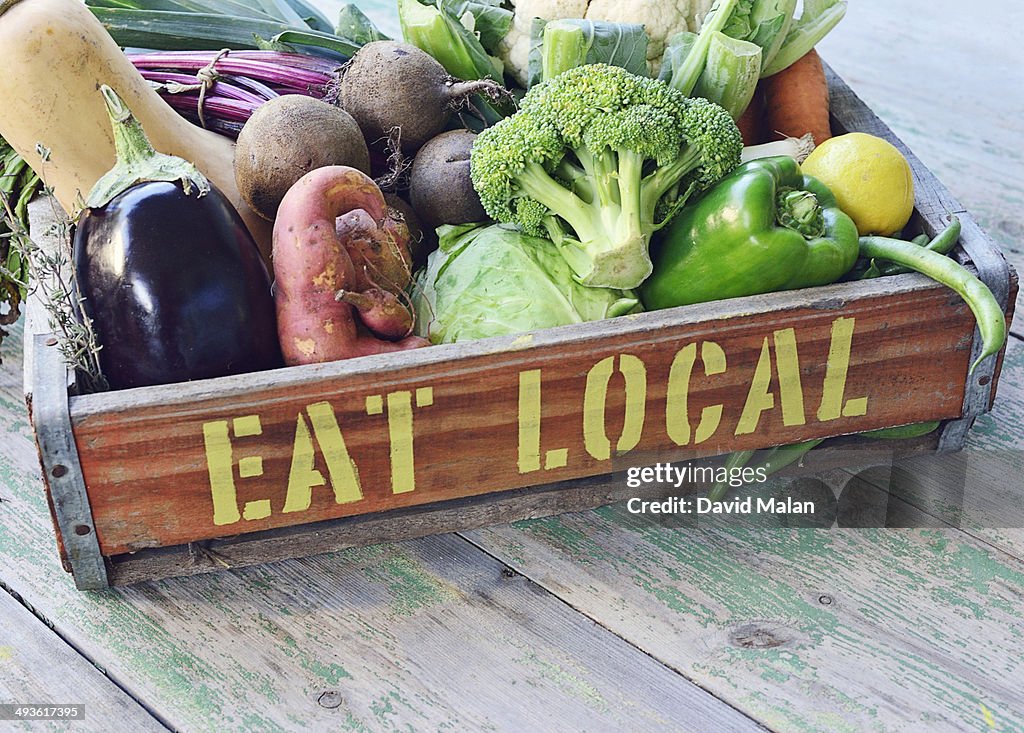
[
  {"left": 937, "top": 214, "right": 1014, "bottom": 452},
  {"left": 31, "top": 334, "right": 109, "bottom": 590}
]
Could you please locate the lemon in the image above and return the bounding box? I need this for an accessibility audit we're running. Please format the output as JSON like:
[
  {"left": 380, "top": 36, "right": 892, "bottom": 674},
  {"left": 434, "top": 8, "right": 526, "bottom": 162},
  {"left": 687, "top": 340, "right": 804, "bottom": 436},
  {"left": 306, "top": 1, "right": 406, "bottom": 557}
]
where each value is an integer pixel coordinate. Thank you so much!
[{"left": 801, "top": 133, "right": 915, "bottom": 236}]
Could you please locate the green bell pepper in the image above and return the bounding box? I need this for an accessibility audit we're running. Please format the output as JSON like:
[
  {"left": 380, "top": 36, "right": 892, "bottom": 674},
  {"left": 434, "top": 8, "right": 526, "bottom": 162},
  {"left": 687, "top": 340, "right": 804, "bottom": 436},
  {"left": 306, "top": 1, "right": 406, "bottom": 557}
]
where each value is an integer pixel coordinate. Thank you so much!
[{"left": 641, "top": 156, "right": 860, "bottom": 309}]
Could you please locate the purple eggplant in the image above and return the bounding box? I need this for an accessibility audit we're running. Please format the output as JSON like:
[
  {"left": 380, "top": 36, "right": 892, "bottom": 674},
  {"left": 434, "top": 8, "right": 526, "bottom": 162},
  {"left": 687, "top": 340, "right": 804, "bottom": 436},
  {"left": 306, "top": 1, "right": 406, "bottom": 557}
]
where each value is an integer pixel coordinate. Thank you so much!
[{"left": 73, "top": 86, "right": 282, "bottom": 390}]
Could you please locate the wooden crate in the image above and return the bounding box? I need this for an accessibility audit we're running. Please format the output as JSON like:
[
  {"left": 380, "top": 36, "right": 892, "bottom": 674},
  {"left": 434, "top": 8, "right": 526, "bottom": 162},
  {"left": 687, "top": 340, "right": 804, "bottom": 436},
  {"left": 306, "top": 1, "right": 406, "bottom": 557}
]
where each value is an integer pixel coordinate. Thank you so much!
[{"left": 26, "top": 65, "right": 1017, "bottom": 590}]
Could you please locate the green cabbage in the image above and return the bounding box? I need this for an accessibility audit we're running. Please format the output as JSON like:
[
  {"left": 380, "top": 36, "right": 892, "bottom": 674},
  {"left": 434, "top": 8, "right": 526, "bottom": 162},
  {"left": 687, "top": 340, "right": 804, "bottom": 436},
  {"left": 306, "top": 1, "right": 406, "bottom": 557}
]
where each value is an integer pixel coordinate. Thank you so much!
[{"left": 413, "top": 223, "right": 642, "bottom": 344}]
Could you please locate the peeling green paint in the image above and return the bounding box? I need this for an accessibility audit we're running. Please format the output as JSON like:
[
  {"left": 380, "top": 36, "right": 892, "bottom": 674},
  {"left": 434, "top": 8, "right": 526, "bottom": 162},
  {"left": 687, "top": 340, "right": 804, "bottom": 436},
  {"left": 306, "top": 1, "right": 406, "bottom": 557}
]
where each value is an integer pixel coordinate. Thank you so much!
[{"left": 517, "top": 651, "right": 609, "bottom": 713}]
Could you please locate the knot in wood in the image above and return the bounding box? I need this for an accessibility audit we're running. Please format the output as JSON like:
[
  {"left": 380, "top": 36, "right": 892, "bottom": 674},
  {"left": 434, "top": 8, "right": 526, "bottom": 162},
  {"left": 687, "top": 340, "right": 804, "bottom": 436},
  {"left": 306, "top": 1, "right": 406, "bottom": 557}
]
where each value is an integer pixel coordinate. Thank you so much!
[{"left": 729, "top": 623, "right": 794, "bottom": 650}]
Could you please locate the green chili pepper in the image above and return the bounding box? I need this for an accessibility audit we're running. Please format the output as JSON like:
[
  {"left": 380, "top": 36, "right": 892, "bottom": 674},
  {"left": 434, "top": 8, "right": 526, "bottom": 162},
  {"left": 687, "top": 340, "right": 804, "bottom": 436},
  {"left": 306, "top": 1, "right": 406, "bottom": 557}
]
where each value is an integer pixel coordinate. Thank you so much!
[
  {"left": 707, "top": 440, "right": 824, "bottom": 502},
  {"left": 860, "top": 219, "right": 962, "bottom": 279},
  {"left": 707, "top": 449, "right": 757, "bottom": 502},
  {"left": 859, "top": 223, "right": 1006, "bottom": 373},
  {"left": 860, "top": 421, "right": 941, "bottom": 440}
]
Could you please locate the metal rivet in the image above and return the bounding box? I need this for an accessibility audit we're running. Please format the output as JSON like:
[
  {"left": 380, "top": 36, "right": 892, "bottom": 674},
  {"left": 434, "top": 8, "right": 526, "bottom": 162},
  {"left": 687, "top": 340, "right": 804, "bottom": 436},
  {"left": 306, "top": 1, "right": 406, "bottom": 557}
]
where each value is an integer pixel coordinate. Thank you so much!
[
  {"left": 74, "top": 524, "right": 92, "bottom": 536},
  {"left": 317, "top": 691, "right": 343, "bottom": 709},
  {"left": 51, "top": 464, "right": 68, "bottom": 478},
  {"left": 978, "top": 375, "right": 992, "bottom": 387},
  {"left": 45, "top": 337, "right": 58, "bottom": 347},
  {"left": 818, "top": 594, "right": 834, "bottom": 606}
]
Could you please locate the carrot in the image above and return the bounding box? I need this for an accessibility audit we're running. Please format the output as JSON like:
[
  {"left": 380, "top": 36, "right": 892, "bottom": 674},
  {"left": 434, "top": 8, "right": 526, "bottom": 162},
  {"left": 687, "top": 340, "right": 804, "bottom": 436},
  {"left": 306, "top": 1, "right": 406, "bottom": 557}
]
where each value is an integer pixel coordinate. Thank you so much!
[
  {"left": 762, "top": 48, "right": 832, "bottom": 145},
  {"left": 736, "top": 85, "right": 765, "bottom": 146}
]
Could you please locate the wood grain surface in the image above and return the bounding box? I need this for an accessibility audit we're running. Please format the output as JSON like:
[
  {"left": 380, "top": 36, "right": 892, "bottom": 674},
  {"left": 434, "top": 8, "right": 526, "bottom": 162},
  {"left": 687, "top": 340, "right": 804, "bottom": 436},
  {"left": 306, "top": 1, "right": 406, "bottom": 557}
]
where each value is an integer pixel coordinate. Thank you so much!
[
  {"left": 0, "top": 589, "right": 165, "bottom": 733},
  {"left": 3, "top": 326, "right": 762, "bottom": 731},
  {"left": 1, "top": 0, "right": 1022, "bottom": 731}
]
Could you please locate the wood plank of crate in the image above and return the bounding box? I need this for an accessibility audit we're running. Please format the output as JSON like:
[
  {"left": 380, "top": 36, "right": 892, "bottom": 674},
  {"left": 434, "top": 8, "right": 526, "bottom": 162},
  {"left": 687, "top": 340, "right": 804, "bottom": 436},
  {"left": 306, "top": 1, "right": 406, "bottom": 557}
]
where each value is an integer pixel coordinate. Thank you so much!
[
  {"left": 0, "top": 589, "right": 166, "bottom": 733},
  {"left": 60, "top": 274, "right": 977, "bottom": 558},
  {"left": 103, "top": 431, "right": 934, "bottom": 585}
]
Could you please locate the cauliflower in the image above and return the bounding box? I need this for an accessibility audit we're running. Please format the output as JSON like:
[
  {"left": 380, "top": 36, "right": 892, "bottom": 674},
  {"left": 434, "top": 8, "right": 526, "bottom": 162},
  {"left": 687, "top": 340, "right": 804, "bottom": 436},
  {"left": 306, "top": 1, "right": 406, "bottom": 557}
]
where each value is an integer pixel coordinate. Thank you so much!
[
  {"left": 497, "top": 0, "right": 716, "bottom": 86},
  {"left": 585, "top": 0, "right": 712, "bottom": 72}
]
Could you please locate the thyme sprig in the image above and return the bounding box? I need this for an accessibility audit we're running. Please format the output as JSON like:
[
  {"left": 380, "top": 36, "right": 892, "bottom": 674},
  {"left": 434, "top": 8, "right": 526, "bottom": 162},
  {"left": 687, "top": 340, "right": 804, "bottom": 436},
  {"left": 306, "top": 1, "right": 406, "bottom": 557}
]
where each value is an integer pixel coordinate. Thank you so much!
[{"left": 1, "top": 186, "right": 107, "bottom": 392}]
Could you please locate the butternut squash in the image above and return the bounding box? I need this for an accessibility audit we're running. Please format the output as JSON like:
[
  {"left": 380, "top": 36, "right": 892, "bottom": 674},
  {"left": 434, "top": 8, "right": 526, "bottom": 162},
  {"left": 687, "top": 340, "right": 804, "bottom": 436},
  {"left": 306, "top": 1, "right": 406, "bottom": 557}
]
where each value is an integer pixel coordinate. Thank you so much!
[{"left": 0, "top": 0, "right": 272, "bottom": 260}]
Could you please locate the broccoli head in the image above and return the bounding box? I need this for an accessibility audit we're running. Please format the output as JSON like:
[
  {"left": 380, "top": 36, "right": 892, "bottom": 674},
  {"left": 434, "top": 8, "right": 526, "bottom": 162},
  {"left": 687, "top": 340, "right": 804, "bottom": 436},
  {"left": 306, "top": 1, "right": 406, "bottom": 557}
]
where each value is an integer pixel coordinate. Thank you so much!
[{"left": 470, "top": 63, "right": 743, "bottom": 289}]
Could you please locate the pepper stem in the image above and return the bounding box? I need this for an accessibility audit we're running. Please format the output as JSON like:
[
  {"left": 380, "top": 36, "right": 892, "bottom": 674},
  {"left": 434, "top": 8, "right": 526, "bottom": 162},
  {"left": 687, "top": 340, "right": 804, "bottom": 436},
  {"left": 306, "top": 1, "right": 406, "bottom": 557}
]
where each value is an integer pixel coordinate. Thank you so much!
[
  {"left": 776, "top": 187, "right": 825, "bottom": 239},
  {"left": 85, "top": 85, "right": 210, "bottom": 210}
]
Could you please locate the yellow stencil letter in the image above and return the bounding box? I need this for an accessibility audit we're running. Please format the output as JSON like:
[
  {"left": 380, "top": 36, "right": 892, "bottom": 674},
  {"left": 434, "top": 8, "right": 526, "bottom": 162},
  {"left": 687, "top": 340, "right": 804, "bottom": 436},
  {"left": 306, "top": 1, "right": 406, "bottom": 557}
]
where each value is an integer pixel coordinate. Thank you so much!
[
  {"left": 666, "top": 342, "right": 727, "bottom": 446},
  {"left": 773, "top": 328, "right": 807, "bottom": 427},
  {"left": 283, "top": 412, "right": 325, "bottom": 514},
  {"left": 583, "top": 355, "right": 647, "bottom": 461},
  {"left": 518, "top": 369, "right": 542, "bottom": 474},
  {"left": 817, "top": 317, "right": 869, "bottom": 421},
  {"left": 306, "top": 401, "right": 363, "bottom": 504},
  {"left": 385, "top": 392, "right": 416, "bottom": 495},
  {"left": 203, "top": 420, "right": 241, "bottom": 526},
  {"left": 736, "top": 338, "right": 775, "bottom": 435}
]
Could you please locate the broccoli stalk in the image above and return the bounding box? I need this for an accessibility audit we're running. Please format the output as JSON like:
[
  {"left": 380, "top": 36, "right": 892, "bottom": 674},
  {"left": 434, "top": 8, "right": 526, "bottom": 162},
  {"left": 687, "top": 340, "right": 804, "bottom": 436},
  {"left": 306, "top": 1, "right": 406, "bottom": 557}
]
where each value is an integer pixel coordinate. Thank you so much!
[
  {"left": 470, "top": 64, "right": 743, "bottom": 290},
  {"left": 511, "top": 154, "right": 649, "bottom": 289}
]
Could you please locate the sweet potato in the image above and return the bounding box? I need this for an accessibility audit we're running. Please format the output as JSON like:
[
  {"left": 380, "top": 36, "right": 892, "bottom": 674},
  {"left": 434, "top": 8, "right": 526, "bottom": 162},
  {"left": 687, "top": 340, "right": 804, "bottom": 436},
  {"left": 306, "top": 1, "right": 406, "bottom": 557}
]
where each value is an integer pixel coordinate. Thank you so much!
[{"left": 272, "top": 166, "right": 427, "bottom": 365}]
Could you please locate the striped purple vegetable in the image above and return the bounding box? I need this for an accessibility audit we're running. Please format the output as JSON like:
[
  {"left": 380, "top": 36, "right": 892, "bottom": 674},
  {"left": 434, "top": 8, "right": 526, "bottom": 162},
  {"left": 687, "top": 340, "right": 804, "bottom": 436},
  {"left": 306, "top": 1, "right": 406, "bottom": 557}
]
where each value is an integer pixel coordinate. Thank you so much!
[{"left": 128, "top": 50, "right": 339, "bottom": 138}]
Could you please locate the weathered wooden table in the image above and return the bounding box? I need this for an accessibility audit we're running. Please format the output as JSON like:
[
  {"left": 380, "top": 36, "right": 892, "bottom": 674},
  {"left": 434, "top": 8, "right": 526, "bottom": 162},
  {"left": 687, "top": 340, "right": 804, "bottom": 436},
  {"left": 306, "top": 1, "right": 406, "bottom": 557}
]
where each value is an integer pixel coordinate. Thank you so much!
[{"left": 2, "top": 1, "right": 1023, "bottom": 730}]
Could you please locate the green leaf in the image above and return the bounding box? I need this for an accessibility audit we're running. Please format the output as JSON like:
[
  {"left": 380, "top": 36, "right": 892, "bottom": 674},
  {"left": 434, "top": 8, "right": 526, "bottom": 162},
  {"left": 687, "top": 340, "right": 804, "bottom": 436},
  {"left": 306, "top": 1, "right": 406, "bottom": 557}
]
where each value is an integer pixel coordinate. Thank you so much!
[
  {"left": 763, "top": 0, "right": 847, "bottom": 76},
  {"left": 665, "top": 0, "right": 743, "bottom": 95},
  {"left": 336, "top": 3, "right": 390, "bottom": 44},
  {"left": 720, "top": 0, "right": 757, "bottom": 39},
  {"left": 86, "top": 0, "right": 280, "bottom": 21},
  {"left": 87, "top": 0, "right": 189, "bottom": 10},
  {"left": 528, "top": 19, "right": 649, "bottom": 87},
  {"left": 439, "top": 0, "right": 513, "bottom": 53},
  {"left": 399, "top": 0, "right": 502, "bottom": 81},
  {"left": 282, "top": 0, "right": 334, "bottom": 32},
  {"left": 255, "top": 0, "right": 302, "bottom": 24},
  {"left": 90, "top": 7, "right": 357, "bottom": 56},
  {"left": 719, "top": 0, "right": 797, "bottom": 72},
  {"left": 269, "top": 29, "right": 361, "bottom": 56},
  {"left": 749, "top": 0, "right": 796, "bottom": 70},
  {"left": 658, "top": 31, "right": 698, "bottom": 84}
]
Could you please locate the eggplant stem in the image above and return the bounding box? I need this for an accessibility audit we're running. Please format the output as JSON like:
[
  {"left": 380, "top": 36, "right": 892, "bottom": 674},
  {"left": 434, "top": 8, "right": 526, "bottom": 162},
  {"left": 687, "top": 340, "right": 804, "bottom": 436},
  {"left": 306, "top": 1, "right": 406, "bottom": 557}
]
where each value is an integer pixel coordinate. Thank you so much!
[{"left": 86, "top": 86, "right": 210, "bottom": 210}]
